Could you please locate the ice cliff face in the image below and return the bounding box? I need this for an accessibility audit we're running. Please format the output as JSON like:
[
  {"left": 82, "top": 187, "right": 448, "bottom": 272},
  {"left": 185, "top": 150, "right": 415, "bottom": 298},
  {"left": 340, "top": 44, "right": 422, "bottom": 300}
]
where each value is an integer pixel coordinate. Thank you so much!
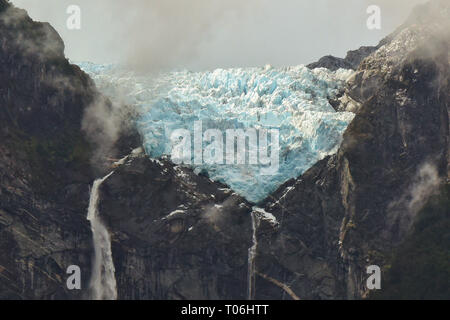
[{"left": 78, "top": 63, "right": 355, "bottom": 202}]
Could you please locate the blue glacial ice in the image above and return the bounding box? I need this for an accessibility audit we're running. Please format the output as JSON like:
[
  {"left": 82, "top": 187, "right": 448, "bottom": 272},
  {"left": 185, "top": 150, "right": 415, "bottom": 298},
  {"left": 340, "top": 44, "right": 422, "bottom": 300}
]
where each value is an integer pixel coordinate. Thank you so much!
[{"left": 78, "top": 63, "right": 355, "bottom": 203}]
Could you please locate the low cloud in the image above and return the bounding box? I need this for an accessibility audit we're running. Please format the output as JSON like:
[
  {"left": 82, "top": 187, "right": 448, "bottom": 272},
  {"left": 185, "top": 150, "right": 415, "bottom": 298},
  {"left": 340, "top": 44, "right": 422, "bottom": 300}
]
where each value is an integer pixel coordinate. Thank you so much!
[
  {"left": 81, "top": 94, "right": 139, "bottom": 168},
  {"left": 12, "top": 0, "right": 428, "bottom": 70},
  {"left": 407, "top": 162, "right": 441, "bottom": 213},
  {"left": 386, "top": 161, "right": 442, "bottom": 241}
]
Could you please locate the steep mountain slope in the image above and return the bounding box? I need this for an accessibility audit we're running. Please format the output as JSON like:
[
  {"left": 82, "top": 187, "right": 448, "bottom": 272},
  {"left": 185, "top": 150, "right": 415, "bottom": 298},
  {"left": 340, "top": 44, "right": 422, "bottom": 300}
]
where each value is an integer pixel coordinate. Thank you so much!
[
  {"left": 0, "top": 0, "right": 97, "bottom": 299},
  {"left": 254, "top": 0, "right": 449, "bottom": 299},
  {"left": 307, "top": 46, "right": 378, "bottom": 71},
  {"left": 98, "top": 152, "right": 253, "bottom": 299},
  {"left": 0, "top": 0, "right": 251, "bottom": 299},
  {"left": 372, "top": 184, "right": 449, "bottom": 300}
]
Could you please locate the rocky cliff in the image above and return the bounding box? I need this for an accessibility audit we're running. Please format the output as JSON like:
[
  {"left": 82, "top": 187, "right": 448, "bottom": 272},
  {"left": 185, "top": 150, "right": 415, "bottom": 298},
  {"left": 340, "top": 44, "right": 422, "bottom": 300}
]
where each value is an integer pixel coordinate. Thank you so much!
[
  {"left": 0, "top": 0, "right": 253, "bottom": 299},
  {"left": 0, "top": 0, "right": 448, "bottom": 300},
  {"left": 0, "top": 0, "right": 96, "bottom": 298},
  {"left": 98, "top": 153, "right": 253, "bottom": 299},
  {"left": 255, "top": 0, "right": 449, "bottom": 299}
]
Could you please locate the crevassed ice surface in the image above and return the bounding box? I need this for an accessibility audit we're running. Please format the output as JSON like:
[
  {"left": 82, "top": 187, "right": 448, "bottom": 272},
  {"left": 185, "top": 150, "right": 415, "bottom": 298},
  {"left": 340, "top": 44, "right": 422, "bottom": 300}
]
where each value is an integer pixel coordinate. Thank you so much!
[{"left": 78, "top": 62, "right": 355, "bottom": 203}]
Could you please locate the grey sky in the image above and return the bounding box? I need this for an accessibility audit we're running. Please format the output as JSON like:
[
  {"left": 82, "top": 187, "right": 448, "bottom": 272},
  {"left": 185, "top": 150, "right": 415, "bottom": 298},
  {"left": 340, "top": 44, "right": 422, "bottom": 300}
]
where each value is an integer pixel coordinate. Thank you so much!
[{"left": 11, "top": 0, "right": 427, "bottom": 71}]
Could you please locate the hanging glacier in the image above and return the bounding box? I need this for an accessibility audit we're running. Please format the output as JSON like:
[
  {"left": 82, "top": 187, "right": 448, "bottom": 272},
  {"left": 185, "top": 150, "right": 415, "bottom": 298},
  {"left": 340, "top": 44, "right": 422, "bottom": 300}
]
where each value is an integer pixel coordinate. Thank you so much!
[{"left": 78, "top": 63, "right": 355, "bottom": 203}]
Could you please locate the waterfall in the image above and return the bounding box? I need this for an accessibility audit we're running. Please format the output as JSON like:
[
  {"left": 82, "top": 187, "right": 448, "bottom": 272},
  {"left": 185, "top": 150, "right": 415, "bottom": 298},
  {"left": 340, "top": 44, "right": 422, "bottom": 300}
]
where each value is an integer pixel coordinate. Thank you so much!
[
  {"left": 87, "top": 171, "right": 117, "bottom": 300},
  {"left": 247, "top": 210, "right": 259, "bottom": 300}
]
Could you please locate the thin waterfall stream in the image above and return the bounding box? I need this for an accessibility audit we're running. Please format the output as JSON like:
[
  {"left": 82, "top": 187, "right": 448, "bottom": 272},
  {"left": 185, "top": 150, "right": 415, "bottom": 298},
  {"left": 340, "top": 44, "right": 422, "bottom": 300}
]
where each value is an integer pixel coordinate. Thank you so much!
[
  {"left": 247, "top": 209, "right": 260, "bottom": 300},
  {"left": 87, "top": 171, "right": 117, "bottom": 300}
]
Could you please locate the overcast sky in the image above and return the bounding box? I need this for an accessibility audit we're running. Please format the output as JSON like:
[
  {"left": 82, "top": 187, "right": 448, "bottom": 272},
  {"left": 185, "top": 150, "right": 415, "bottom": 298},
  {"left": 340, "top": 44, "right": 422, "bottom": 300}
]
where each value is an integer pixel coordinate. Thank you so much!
[{"left": 11, "top": 0, "right": 427, "bottom": 71}]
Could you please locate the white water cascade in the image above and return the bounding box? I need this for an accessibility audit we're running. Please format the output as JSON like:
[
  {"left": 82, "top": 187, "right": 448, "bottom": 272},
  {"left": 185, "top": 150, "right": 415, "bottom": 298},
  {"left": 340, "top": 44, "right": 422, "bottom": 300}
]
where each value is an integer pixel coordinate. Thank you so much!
[
  {"left": 247, "top": 210, "right": 260, "bottom": 300},
  {"left": 87, "top": 171, "right": 117, "bottom": 300}
]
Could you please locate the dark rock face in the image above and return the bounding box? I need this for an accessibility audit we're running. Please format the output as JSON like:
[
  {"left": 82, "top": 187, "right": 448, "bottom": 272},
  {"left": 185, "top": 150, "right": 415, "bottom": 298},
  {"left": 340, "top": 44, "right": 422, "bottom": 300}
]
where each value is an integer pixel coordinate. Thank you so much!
[
  {"left": 371, "top": 184, "right": 450, "bottom": 300},
  {"left": 253, "top": 156, "right": 347, "bottom": 299},
  {"left": 307, "top": 55, "right": 354, "bottom": 72},
  {"left": 254, "top": 0, "right": 449, "bottom": 300},
  {"left": 307, "top": 46, "right": 378, "bottom": 71},
  {"left": 98, "top": 153, "right": 253, "bottom": 299},
  {"left": 0, "top": 0, "right": 96, "bottom": 299},
  {"left": 0, "top": 0, "right": 254, "bottom": 300}
]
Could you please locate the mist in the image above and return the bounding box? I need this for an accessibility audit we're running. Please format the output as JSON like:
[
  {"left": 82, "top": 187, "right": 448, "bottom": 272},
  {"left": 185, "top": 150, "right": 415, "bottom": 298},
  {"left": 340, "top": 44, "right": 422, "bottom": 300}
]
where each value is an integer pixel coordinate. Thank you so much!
[
  {"left": 11, "top": 0, "right": 428, "bottom": 72},
  {"left": 386, "top": 161, "right": 442, "bottom": 242}
]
